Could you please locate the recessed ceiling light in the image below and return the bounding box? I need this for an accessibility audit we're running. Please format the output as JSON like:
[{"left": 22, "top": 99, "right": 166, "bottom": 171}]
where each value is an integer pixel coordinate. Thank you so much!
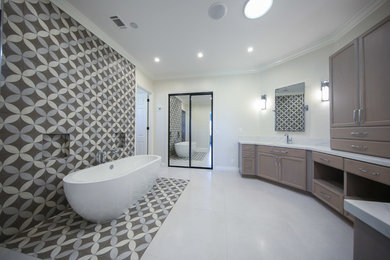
[
  {"left": 247, "top": 46, "right": 254, "bottom": 53},
  {"left": 154, "top": 57, "right": 160, "bottom": 63},
  {"left": 197, "top": 52, "right": 204, "bottom": 58},
  {"left": 244, "top": 0, "right": 273, "bottom": 19}
]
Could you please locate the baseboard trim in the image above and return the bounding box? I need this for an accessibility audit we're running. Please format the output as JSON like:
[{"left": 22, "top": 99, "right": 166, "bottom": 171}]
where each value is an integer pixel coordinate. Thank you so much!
[{"left": 213, "top": 166, "right": 239, "bottom": 172}]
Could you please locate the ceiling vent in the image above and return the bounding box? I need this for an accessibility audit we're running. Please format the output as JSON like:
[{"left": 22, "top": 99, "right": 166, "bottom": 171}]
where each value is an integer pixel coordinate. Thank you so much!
[
  {"left": 208, "top": 3, "right": 228, "bottom": 20},
  {"left": 110, "top": 16, "right": 127, "bottom": 29}
]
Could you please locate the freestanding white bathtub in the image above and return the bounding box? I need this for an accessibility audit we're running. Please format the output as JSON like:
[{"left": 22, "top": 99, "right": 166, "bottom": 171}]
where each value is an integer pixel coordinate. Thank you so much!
[
  {"left": 174, "top": 141, "right": 196, "bottom": 158},
  {"left": 63, "top": 155, "right": 161, "bottom": 223}
]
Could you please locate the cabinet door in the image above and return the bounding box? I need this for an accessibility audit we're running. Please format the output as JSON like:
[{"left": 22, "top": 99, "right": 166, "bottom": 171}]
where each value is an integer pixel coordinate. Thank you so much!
[
  {"left": 242, "top": 157, "right": 256, "bottom": 175},
  {"left": 257, "top": 152, "right": 278, "bottom": 182},
  {"left": 330, "top": 40, "right": 359, "bottom": 127},
  {"left": 360, "top": 17, "right": 390, "bottom": 126},
  {"left": 279, "top": 156, "right": 306, "bottom": 190}
]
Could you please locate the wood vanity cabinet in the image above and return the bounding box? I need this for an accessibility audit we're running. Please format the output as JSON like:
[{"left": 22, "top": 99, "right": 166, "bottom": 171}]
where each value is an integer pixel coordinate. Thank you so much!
[
  {"left": 330, "top": 15, "right": 390, "bottom": 158},
  {"left": 312, "top": 152, "right": 345, "bottom": 213},
  {"left": 257, "top": 146, "right": 278, "bottom": 182},
  {"left": 279, "top": 156, "right": 306, "bottom": 190},
  {"left": 257, "top": 145, "right": 307, "bottom": 190},
  {"left": 240, "top": 144, "right": 256, "bottom": 175}
]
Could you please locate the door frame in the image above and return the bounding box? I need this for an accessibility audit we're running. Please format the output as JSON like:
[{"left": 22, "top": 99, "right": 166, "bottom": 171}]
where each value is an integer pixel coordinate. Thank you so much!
[
  {"left": 168, "top": 92, "right": 213, "bottom": 169},
  {"left": 136, "top": 86, "right": 150, "bottom": 155}
]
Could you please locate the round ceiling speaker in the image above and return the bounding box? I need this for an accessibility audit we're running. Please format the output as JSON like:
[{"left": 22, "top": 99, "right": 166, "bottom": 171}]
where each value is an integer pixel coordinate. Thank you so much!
[{"left": 208, "top": 3, "right": 228, "bottom": 20}]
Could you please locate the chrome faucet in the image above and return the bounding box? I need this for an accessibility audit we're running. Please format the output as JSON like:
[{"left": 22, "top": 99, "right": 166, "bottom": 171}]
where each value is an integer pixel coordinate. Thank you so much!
[
  {"left": 285, "top": 133, "right": 293, "bottom": 144},
  {"left": 97, "top": 151, "right": 107, "bottom": 164},
  {"left": 97, "top": 149, "right": 118, "bottom": 164}
]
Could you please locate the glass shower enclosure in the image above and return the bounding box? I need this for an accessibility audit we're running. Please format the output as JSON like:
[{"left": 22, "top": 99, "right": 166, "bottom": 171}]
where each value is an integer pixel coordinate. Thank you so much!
[{"left": 168, "top": 92, "right": 213, "bottom": 169}]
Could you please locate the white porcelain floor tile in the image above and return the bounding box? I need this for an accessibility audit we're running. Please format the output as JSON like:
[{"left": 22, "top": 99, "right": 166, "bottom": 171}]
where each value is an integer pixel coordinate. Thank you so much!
[
  {"left": 174, "top": 185, "right": 226, "bottom": 212},
  {"left": 143, "top": 167, "right": 353, "bottom": 260},
  {"left": 144, "top": 206, "right": 227, "bottom": 260},
  {"left": 226, "top": 213, "right": 309, "bottom": 260}
]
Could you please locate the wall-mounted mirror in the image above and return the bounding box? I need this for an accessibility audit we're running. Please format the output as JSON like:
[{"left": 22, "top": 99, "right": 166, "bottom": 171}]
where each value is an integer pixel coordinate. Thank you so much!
[{"left": 274, "top": 82, "right": 305, "bottom": 132}]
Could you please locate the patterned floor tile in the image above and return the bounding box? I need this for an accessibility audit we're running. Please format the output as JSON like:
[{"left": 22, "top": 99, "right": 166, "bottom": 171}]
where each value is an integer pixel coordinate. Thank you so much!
[{"left": 1, "top": 178, "right": 189, "bottom": 260}]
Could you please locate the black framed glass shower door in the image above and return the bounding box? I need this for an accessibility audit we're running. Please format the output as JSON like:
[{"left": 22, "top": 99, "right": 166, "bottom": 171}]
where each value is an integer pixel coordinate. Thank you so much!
[{"left": 168, "top": 92, "right": 213, "bottom": 169}]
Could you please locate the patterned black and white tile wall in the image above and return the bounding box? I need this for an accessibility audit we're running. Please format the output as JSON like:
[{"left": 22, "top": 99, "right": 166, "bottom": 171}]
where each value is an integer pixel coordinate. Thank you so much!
[
  {"left": 275, "top": 94, "right": 305, "bottom": 132},
  {"left": 169, "top": 96, "right": 183, "bottom": 156},
  {"left": 0, "top": 0, "right": 136, "bottom": 241}
]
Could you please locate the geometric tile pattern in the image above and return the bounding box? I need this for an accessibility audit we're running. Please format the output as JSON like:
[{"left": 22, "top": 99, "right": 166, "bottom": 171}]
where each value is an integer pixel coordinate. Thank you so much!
[
  {"left": 0, "top": 0, "right": 136, "bottom": 241},
  {"left": 0, "top": 178, "right": 189, "bottom": 260},
  {"left": 275, "top": 94, "right": 305, "bottom": 132},
  {"left": 171, "top": 151, "right": 208, "bottom": 161},
  {"left": 169, "top": 96, "right": 183, "bottom": 156}
]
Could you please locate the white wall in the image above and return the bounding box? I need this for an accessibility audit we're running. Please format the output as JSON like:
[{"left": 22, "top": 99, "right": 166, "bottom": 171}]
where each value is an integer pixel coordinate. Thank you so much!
[
  {"left": 191, "top": 103, "right": 212, "bottom": 150},
  {"left": 152, "top": 4, "right": 390, "bottom": 170},
  {"left": 153, "top": 46, "right": 332, "bottom": 170}
]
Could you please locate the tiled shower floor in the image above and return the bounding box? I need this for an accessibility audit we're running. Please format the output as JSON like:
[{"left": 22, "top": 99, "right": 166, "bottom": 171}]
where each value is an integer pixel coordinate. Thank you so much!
[{"left": 1, "top": 178, "right": 189, "bottom": 260}]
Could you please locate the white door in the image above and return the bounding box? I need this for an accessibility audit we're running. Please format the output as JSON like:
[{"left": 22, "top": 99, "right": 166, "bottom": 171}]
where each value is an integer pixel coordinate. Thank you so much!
[{"left": 136, "top": 87, "right": 148, "bottom": 155}]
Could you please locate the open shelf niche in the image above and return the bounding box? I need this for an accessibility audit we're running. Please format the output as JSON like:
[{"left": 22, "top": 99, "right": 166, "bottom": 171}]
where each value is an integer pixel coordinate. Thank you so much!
[
  {"left": 313, "top": 162, "right": 344, "bottom": 195},
  {"left": 346, "top": 173, "right": 390, "bottom": 202}
]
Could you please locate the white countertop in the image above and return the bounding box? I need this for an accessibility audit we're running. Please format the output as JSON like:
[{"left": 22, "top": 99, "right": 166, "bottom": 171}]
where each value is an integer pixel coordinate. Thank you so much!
[
  {"left": 344, "top": 199, "right": 390, "bottom": 239},
  {"left": 238, "top": 136, "right": 390, "bottom": 167}
]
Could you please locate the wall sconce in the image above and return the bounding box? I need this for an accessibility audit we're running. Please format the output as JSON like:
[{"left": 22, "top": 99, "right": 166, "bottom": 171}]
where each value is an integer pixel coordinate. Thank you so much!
[
  {"left": 321, "top": 81, "right": 329, "bottom": 102},
  {"left": 260, "top": 95, "right": 267, "bottom": 110}
]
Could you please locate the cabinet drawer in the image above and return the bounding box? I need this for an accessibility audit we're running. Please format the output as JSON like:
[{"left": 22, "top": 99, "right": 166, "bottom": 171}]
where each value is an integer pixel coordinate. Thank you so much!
[
  {"left": 257, "top": 145, "right": 273, "bottom": 153},
  {"left": 345, "top": 159, "right": 390, "bottom": 186},
  {"left": 331, "top": 139, "right": 390, "bottom": 158},
  {"left": 331, "top": 127, "right": 390, "bottom": 142},
  {"left": 260, "top": 146, "right": 305, "bottom": 158},
  {"left": 312, "top": 152, "right": 344, "bottom": 170},
  {"left": 242, "top": 144, "right": 255, "bottom": 157},
  {"left": 313, "top": 180, "right": 344, "bottom": 213}
]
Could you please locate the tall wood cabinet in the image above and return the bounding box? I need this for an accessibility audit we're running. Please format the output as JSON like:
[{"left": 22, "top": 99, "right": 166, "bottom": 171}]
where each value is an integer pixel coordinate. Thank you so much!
[{"left": 330, "top": 15, "right": 390, "bottom": 158}]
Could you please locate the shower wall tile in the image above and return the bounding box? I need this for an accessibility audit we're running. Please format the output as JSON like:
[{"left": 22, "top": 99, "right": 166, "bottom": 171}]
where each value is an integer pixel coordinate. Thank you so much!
[
  {"left": 169, "top": 97, "right": 183, "bottom": 155},
  {"left": 0, "top": 0, "right": 136, "bottom": 241}
]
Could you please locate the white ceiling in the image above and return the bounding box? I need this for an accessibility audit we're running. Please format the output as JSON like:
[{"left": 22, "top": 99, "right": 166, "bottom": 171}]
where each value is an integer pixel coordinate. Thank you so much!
[{"left": 65, "top": 0, "right": 383, "bottom": 80}]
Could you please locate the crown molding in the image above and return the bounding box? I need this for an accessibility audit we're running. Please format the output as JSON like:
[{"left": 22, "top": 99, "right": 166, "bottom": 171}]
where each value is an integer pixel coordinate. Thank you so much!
[
  {"left": 51, "top": 0, "right": 387, "bottom": 82},
  {"left": 154, "top": 0, "right": 388, "bottom": 81},
  {"left": 330, "top": 0, "right": 388, "bottom": 42},
  {"left": 50, "top": 0, "right": 154, "bottom": 80}
]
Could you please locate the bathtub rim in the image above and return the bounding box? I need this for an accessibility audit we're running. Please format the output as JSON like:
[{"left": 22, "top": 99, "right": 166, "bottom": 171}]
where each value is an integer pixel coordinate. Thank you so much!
[{"left": 63, "top": 155, "right": 161, "bottom": 185}]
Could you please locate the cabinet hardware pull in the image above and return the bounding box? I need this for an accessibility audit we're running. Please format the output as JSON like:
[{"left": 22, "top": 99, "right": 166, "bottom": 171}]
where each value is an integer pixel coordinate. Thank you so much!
[
  {"left": 320, "top": 191, "right": 331, "bottom": 200},
  {"left": 271, "top": 150, "right": 288, "bottom": 154},
  {"left": 319, "top": 158, "right": 330, "bottom": 163},
  {"left": 353, "top": 109, "right": 357, "bottom": 123},
  {"left": 350, "top": 131, "right": 368, "bottom": 137},
  {"left": 358, "top": 109, "right": 362, "bottom": 123},
  {"left": 359, "top": 168, "right": 380, "bottom": 176},
  {"left": 351, "top": 145, "right": 368, "bottom": 151}
]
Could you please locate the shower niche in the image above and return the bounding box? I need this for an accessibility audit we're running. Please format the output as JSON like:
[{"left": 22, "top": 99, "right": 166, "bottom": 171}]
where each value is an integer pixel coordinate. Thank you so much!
[
  {"left": 114, "top": 132, "right": 126, "bottom": 148},
  {"left": 42, "top": 133, "right": 70, "bottom": 160},
  {"left": 168, "top": 92, "right": 213, "bottom": 169}
]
